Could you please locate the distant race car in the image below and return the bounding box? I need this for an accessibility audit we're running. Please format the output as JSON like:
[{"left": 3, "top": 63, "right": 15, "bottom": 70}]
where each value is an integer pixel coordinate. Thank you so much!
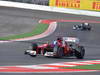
[
  {"left": 73, "top": 23, "right": 91, "bottom": 31},
  {"left": 24, "top": 37, "right": 85, "bottom": 59}
]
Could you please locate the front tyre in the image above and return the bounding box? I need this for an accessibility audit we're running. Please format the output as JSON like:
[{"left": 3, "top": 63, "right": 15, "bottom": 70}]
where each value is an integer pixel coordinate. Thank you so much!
[{"left": 32, "top": 43, "right": 38, "bottom": 51}]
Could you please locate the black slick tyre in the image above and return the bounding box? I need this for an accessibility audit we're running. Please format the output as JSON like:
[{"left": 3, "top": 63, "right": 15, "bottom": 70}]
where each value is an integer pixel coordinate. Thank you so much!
[{"left": 75, "top": 46, "right": 85, "bottom": 59}]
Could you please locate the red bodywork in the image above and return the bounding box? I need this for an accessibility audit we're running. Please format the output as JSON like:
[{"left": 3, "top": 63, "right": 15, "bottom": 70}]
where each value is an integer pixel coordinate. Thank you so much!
[{"left": 33, "top": 41, "right": 73, "bottom": 56}]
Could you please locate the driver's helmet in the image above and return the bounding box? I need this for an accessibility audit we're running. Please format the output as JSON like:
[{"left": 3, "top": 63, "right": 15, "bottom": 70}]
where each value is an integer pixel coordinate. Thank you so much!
[{"left": 57, "top": 37, "right": 63, "bottom": 42}]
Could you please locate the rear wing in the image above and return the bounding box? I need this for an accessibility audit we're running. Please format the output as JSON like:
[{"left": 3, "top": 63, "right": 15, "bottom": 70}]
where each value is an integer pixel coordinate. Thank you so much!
[{"left": 63, "top": 37, "right": 79, "bottom": 44}]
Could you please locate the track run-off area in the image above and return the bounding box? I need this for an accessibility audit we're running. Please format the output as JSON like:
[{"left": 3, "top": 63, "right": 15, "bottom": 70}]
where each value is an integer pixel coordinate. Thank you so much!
[{"left": 0, "top": 6, "right": 100, "bottom": 74}]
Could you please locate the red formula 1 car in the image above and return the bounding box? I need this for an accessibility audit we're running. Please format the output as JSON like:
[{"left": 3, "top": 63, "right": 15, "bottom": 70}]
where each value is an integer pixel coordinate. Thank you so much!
[{"left": 24, "top": 37, "right": 85, "bottom": 59}]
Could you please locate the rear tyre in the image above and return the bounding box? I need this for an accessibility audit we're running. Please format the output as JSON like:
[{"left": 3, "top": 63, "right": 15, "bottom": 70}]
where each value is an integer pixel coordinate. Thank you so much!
[{"left": 75, "top": 46, "right": 85, "bottom": 59}]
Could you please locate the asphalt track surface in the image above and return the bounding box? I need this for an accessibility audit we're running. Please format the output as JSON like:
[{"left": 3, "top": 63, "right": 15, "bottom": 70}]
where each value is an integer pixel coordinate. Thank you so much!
[
  {"left": 0, "top": 7, "right": 100, "bottom": 75},
  {"left": 0, "top": 7, "right": 39, "bottom": 37}
]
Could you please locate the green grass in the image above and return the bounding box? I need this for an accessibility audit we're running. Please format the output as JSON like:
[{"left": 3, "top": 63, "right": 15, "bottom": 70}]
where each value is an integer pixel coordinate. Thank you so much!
[
  {"left": 0, "top": 23, "right": 48, "bottom": 40},
  {"left": 62, "top": 64, "right": 100, "bottom": 70}
]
